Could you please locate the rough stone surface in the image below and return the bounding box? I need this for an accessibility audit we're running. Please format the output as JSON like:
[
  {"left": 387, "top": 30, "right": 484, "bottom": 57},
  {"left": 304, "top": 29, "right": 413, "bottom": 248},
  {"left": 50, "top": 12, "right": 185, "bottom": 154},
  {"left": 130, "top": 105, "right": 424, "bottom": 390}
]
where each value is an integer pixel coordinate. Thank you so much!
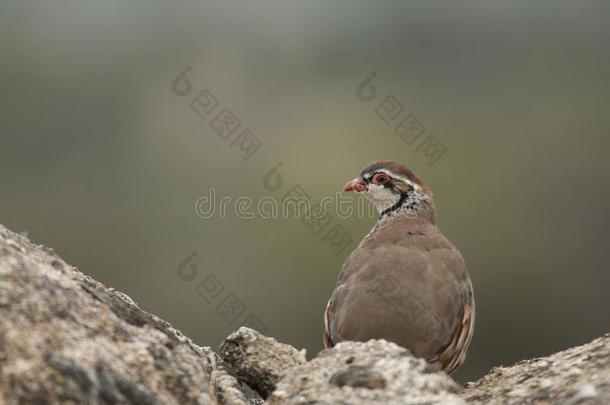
[
  {"left": 220, "top": 327, "right": 306, "bottom": 397},
  {"left": 0, "top": 224, "right": 257, "bottom": 405},
  {"left": 464, "top": 334, "right": 610, "bottom": 405},
  {"left": 0, "top": 223, "right": 608, "bottom": 405},
  {"left": 267, "top": 340, "right": 465, "bottom": 405}
]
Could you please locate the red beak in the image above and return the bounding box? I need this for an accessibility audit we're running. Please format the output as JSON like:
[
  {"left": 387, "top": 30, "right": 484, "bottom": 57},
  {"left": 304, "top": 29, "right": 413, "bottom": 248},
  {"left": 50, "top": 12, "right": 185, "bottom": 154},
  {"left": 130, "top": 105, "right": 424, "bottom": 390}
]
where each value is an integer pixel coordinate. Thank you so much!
[{"left": 343, "top": 177, "right": 367, "bottom": 192}]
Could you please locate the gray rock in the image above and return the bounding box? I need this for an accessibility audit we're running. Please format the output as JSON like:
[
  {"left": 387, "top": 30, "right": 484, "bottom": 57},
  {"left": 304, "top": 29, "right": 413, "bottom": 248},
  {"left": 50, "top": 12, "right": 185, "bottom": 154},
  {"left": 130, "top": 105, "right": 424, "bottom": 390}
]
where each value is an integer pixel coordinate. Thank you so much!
[
  {"left": 0, "top": 224, "right": 257, "bottom": 405},
  {"left": 464, "top": 334, "right": 610, "bottom": 405},
  {"left": 220, "top": 327, "right": 306, "bottom": 398},
  {"left": 267, "top": 339, "right": 465, "bottom": 405}
]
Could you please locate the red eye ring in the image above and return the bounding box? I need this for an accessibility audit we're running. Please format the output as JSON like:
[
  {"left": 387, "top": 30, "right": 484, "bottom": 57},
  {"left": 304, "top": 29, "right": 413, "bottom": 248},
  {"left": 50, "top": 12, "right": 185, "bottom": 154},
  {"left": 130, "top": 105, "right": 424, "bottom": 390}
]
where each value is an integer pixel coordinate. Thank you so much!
[{"left": 372, "top": 173, "right": 390, "bottom": 185}]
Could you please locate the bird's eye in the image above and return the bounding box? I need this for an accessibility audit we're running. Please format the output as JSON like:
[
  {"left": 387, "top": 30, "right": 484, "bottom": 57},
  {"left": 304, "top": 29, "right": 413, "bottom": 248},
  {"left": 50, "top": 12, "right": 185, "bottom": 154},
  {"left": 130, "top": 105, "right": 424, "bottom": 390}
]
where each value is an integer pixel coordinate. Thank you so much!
[{"left": 372, "top": 173, "right": 390, "bottom": 185}]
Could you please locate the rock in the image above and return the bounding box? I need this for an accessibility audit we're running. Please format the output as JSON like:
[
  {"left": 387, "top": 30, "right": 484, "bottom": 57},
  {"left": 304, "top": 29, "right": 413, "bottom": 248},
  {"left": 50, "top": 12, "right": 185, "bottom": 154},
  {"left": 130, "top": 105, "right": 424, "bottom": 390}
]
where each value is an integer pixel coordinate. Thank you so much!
[
  {"left": 267, "top": 339, "right": 465, "bottom": 405},
  {"left": 219, "top": 327, "right": 307, "bottom": 398},
  {"left": 464, "top": 334, "right": 610, "bottom": 405},
  {"left": 0, "top": 224, "right": 258, "bottom": 405},
  {"left": 0, "top": 222, "right": 608, "bottom": 404}
]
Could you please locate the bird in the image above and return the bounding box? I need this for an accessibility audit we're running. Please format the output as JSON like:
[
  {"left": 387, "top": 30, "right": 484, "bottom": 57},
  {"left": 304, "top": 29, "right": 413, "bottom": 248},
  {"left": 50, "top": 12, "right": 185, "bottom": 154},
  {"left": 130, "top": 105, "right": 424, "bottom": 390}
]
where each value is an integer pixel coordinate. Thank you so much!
[{"left": 323, "top": 160, "right": 474, "bottom": 374}]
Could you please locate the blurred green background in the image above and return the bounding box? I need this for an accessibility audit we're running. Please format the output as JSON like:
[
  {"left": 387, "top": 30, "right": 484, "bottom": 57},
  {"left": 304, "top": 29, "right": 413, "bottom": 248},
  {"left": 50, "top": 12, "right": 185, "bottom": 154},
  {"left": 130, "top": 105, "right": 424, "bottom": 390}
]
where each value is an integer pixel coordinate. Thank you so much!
[{"left": 1, "top": 1, "right": 609, "bottom": 383}]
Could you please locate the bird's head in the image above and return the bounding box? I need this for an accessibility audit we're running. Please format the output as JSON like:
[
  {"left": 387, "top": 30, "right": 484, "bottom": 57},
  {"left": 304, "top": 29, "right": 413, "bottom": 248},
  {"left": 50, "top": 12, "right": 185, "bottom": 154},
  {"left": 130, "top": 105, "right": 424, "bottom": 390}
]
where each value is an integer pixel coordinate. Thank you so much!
[{"left": 343, "top": 160, "right": 433, "bottom": 215}]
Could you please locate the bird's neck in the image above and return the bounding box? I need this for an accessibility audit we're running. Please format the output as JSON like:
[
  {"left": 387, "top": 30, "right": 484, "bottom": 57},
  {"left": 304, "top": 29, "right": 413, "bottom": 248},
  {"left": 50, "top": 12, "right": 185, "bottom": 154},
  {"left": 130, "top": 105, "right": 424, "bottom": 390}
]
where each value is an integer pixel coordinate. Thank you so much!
[{"left": 366, "top": 190, "right": 432, "bottom": 239}]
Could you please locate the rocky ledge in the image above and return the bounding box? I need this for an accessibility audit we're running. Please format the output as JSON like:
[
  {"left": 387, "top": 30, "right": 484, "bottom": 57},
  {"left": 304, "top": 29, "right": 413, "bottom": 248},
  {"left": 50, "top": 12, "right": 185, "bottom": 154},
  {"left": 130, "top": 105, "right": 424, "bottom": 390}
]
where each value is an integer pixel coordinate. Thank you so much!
[{"left": 0, "top": 224, "right": 607, "bottom": 404}]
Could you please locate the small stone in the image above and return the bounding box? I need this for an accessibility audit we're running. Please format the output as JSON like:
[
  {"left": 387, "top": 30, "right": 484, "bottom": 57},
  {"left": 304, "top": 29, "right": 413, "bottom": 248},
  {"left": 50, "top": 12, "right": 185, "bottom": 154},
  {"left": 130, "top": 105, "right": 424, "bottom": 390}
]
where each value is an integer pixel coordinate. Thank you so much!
[{"left": 219, "top": 327, "right": 306, "bottom": 398}]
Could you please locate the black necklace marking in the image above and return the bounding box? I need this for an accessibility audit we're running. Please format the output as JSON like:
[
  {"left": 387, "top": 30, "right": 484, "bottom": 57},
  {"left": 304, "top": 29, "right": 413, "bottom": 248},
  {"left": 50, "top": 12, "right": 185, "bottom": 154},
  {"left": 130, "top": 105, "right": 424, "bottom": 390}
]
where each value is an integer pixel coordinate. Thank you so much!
[{"left": 380, "top": 193, "right": 408, "bottom": 218}]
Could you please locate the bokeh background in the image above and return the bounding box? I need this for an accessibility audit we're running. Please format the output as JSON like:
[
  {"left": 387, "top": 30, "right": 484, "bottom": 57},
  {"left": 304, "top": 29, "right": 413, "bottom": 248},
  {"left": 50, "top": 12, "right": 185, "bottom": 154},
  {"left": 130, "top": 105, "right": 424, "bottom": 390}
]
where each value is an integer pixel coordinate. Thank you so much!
[{"left": 1, "top": 1, "right": 609, "bottom": 383}]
